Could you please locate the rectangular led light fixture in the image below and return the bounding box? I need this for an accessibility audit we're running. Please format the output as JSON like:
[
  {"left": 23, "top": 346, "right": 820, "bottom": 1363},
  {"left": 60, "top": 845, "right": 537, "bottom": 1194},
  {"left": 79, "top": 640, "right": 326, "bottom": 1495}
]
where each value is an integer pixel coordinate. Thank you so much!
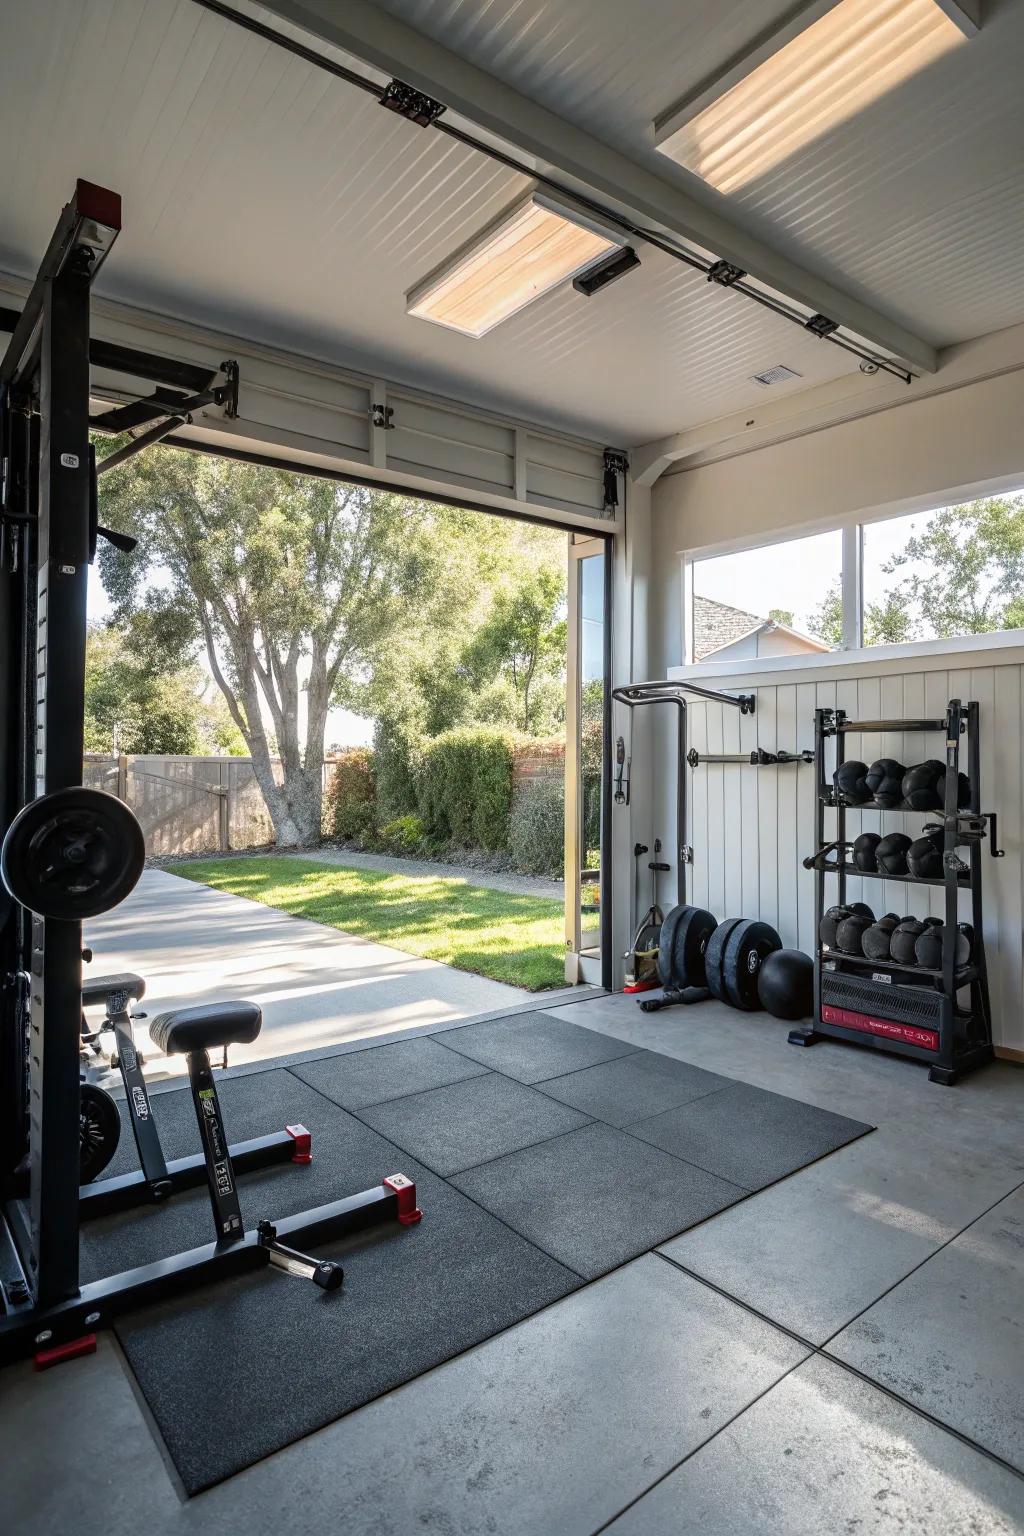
[
  {"left": 654, "top": 0, "right": 973, "bottom": 194},
  {"left": 406, "top": 190, "right": 623, "bottom": 337}
]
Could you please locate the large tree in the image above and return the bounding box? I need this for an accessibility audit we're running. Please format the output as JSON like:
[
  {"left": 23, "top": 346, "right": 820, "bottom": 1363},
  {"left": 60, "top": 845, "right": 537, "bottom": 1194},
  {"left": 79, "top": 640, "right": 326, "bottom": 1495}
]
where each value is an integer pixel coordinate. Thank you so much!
[{"left": 97, "top": 445, "right": 429, "bottom": 845}]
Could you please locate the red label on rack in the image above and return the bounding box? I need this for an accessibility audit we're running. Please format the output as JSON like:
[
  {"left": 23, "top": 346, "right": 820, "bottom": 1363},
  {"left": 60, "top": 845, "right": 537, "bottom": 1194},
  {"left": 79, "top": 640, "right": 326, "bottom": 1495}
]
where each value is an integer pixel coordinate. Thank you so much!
[{"left": 821, "top": 1005, "right": 939, "bottom": 1052}]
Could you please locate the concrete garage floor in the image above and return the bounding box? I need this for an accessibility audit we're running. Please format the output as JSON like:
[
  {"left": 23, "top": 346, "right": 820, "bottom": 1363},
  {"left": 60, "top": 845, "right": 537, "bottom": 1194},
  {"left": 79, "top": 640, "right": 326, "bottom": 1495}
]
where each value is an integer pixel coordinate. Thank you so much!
[
  {"left": 3, "top": 991, "right": 1023, "bottom": 1533},
  {"left": 83, "top": 868, "right": 541, "bottom": 1077}
]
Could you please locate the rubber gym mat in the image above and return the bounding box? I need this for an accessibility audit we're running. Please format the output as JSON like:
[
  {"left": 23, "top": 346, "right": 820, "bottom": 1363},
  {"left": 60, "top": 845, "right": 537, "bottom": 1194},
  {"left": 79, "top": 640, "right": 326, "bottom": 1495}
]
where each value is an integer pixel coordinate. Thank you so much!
[
  {"left": 100, "top": 1019, "right": 871, "bottom": 1494},
  {"left": 433, "top": 1009, "right": 640, "bottom": 1082},
  {"left": 534, "top": 1051, "right": 734, "bottom": 1127},
  {"left": 357, "top": 1070, "right": 594, "bottom": 1176},
  {"left": 451, "top": 1120, "right": 748, "bottom": 1279},
  {"left": 628, "top": 1081, "right": 874, "bottom": 1192}
]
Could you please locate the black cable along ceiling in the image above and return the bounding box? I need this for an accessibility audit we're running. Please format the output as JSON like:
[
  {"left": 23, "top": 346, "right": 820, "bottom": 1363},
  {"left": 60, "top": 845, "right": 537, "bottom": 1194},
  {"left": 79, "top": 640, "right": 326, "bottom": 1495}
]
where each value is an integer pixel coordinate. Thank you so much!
[{"left": 188, "top": 0, "right": 914, "bottom": 386}]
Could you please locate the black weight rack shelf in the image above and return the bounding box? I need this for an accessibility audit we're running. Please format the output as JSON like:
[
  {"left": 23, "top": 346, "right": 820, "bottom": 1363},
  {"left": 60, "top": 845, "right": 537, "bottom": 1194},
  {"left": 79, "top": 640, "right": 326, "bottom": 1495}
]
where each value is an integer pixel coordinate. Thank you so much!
[{"left": 791, "top": 698, "right": 998, "bottom": 1086}]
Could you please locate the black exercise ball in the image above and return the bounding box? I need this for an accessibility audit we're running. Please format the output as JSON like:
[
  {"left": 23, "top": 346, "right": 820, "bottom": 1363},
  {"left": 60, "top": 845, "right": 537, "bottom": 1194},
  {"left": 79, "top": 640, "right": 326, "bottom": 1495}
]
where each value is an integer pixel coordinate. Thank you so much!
[
  {"left": 835, "top": 912, "right": 874, "bottom": 955},
  {"left": 936, "top": 769, "right": 971, "bottom": 809},
  {"left": 915, "top": 924, "right": 970, "bottom": 970},
  {"left": 890, "top": 917, "right": 925, "bottom": 965},
  {"left": 834, "top": 760, "right": 871, "bottom": 806},
  {"left": 865, "top": 758, "right": 906, "bottom": 809},
  {"left": 852, "top": 832, "right": 882, "bottom": 872},
  {"left": 901, "top": 760, "right": 945, "bottom": 811},
  {"left": 862, "top": 915, "right": 899, "bottom": 960},
  {"left": 907, "top": 826, "right": 944, "bottom": 880},
  {"left": 757, "top": 948, "right": 813, "bottom": 1021},
  {"left": 958, "top": 921, "right": 975, "bottom": 958},
  {"left": 819, "top": 904, "right": 852, "bottom": 949},
  {"left": 875, "top": 833, "right": 912, "bottom": 876}
]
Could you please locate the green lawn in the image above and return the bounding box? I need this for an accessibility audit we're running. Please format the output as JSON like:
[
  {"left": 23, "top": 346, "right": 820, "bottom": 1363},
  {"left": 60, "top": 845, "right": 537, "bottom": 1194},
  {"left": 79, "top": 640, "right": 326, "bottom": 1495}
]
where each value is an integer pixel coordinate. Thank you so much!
[{"left": 173, "top": 856, "right": 566, "bottom": 990}]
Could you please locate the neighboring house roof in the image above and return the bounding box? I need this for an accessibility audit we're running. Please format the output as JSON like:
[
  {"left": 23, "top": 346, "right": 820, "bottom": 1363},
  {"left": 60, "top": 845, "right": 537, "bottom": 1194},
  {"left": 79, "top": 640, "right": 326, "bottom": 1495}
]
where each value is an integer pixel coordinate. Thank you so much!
[
  {"left": 693, "top": 595, "right": 830, "bottom": 661},
  {"left": 692, "top": 596, "right": 763, "bottom": 660}
]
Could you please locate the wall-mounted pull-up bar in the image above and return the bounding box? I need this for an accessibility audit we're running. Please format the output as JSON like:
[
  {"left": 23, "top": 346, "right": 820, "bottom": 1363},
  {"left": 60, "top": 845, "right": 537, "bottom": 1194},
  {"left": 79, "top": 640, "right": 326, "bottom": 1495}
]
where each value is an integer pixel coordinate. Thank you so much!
[{"left": 611, "top": 679, "right": 756, "bottom": 908}]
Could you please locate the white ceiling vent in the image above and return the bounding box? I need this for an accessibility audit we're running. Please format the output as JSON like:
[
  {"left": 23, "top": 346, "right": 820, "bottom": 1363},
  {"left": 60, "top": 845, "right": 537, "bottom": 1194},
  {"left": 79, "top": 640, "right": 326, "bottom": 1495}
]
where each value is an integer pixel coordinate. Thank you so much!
[{"left": 751, "top": 363, "right": 802, "bottom": 387}]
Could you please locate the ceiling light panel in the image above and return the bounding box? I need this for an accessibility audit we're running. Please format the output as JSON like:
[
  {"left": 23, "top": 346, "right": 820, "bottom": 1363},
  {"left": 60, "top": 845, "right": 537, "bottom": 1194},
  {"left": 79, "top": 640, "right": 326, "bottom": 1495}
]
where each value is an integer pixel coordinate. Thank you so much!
[
  {"left": 655, "top": 0, "right": 968, "bottom": 194},
  {"left": 406, "top": 191, "right": 621, "bottom": 338}
]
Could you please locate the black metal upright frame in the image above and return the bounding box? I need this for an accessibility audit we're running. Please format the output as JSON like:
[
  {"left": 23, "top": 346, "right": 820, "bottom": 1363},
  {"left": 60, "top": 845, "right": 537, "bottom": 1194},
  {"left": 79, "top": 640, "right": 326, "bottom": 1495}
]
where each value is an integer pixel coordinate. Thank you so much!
[{"left": 792, "top": 698, "right": 997, "bottom": 1085}]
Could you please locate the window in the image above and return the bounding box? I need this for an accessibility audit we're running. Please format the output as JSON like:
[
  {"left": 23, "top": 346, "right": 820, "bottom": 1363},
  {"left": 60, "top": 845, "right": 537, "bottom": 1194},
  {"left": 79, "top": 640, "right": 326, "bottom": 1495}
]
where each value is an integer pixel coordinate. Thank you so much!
[
  {"left": 688, "top": 529, "right": 842, "bottom": 663},
  {"left": 862, "top": 491, "right": 1024, "bottom": 646}
]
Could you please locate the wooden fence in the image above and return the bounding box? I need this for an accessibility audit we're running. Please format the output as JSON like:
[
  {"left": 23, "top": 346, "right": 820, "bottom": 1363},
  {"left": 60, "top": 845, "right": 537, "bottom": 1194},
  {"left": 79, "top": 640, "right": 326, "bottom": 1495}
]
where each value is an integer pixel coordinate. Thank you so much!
[{"left": 83, "top": 755, "right": 335, "bottom": 857}]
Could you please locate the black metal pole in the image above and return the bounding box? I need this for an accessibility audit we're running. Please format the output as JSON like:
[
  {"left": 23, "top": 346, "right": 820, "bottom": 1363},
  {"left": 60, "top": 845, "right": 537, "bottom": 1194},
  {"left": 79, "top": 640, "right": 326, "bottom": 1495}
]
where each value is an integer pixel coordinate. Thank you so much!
[{"left": 29, "top": 259, "right": 93, "bottom": 1308}]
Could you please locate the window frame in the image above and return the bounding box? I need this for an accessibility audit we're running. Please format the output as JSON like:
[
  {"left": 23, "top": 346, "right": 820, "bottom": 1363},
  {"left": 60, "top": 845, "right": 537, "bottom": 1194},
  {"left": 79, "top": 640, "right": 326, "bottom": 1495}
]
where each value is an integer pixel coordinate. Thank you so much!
[{"left": 681, "top": 478, "right": 1024, "bottom": 669}]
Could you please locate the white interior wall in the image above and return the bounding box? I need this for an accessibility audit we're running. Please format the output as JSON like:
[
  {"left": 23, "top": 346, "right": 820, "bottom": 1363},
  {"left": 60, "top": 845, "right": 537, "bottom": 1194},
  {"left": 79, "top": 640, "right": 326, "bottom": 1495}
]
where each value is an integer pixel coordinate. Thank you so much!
[{"left": 632, "top": 356, "right": 1024, "bottom": 1056}]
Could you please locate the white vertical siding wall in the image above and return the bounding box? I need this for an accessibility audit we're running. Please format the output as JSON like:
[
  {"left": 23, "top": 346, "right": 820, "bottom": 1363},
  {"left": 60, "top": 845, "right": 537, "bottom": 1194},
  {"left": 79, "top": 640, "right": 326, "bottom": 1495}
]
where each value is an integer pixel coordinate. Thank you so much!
[{"left": 669, "top": 650, "right": 1024, "bottom": 1054}]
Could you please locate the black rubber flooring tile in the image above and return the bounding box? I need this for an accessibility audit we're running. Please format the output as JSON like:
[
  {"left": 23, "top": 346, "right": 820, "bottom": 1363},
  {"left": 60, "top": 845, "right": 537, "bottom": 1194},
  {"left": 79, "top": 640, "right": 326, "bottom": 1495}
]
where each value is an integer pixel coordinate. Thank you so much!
[
  {"left": 80, "top": 1069, "right": 427, "bottom": 1284},
  {"left": 535, "top": 1050, "right": 733, "bottom": 1128},
  {"left": 290, "top": 1034, "right": 488, "bottom": 1110},
  {"left": 628, "top": 1081, "right": 873, "bottom": 1191},
  {"left": 434, "top": 1010, "right": 639, "bottom": 1083},
  {"left": 356, "top": 1071, "right": 593, "bottom": 1176},
  {"left": 451, "top": 1121, "right": 746, "bottom": 1279},
  {"left": 115, "top": 1166, "right": 579, "bottom": 1496}
]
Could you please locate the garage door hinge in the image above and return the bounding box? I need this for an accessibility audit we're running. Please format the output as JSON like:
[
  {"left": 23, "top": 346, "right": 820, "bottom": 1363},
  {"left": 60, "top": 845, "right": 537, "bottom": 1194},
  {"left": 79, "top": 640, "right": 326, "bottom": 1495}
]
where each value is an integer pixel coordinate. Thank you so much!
[
  {"left": 603, "top": 449, "right": 629, "bottom": 510},
  {"left": 805, "top": 313, "right": 839, "bottom": 338},
  {"left": 372, "top": 403, "right": 394, "bottom": 430},
  {"left": 379, "top": 80, "right": 446, "bottom": 127},
  {"left": 706, "top": 260, "right": 746, "bottom": 287}
]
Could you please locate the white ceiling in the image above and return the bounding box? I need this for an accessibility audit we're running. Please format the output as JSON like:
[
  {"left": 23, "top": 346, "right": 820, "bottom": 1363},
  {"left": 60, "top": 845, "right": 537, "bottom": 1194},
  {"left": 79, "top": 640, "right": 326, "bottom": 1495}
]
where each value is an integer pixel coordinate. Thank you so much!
[
  {"left": 2, "top": 0, "right": 1021, "bottom": 447},
  {"left": 374, "top": 0, "right": 1024, "bottom": 349}
]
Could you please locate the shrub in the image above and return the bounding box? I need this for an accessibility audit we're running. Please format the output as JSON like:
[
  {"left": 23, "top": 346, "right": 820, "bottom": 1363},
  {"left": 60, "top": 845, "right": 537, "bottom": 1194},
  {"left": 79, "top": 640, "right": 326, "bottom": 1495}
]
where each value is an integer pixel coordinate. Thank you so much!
[
  {"left": 509, "top": 776, "right": 564, "bottom": 876},
  {"left": 378, "top": 814, "right": 425, "bottom": 854},
  {"left": 324, "top": 748, "right": 376, "bottom": 841},
  {"left": 418, "top": 726, "right": 514, "bottom": 851},
  {"left": 373, "top": 719, "right": 422, "bottom": 821}
]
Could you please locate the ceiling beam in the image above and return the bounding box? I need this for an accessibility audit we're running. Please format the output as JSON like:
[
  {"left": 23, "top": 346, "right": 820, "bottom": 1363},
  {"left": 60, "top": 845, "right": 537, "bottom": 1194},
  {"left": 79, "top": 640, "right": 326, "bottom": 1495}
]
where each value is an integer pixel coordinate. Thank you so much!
[{"left": 255, "top": 0, "right": 939, "bottom": 375}]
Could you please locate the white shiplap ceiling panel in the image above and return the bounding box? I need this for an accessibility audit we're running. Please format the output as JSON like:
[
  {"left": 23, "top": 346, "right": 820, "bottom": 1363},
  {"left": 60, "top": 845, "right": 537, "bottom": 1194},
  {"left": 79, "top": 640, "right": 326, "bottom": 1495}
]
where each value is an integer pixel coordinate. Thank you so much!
[
  {"left": 375, "top": 0, "right": 1024, "bottom": 348},
  {"left": 0, "top": 0, "right": 867, "bottom": 445}
]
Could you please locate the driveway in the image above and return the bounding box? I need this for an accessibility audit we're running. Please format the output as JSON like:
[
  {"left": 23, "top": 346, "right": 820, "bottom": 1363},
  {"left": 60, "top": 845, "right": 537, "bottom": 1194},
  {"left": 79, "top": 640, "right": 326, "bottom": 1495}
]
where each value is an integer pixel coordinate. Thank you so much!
[{"left": 84, "top": 868, "right": 531, "bottom": 1080}]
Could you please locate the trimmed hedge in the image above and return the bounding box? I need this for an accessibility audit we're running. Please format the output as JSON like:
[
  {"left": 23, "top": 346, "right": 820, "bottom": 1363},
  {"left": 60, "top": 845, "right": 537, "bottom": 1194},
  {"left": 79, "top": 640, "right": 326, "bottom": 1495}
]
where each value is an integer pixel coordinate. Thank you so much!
[
  {"left": 373, "top": 720, "right": 421, "bottom": 822},
  {"left": 509, "top": 776, "right": 564, "bottom": 876},
  {"left": 324, "top": 748, "right": 376, "bottom": 841},
  {"left": 417, "top": 726, "right": 514, "bottom": 851}
]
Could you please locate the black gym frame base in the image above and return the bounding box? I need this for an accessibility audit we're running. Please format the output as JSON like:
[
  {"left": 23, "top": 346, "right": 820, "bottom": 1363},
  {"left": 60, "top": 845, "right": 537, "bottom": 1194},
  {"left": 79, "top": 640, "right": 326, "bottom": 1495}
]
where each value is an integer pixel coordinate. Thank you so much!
[{"left": 0, "top": 1177, "right": 419, "bottom": 1367}]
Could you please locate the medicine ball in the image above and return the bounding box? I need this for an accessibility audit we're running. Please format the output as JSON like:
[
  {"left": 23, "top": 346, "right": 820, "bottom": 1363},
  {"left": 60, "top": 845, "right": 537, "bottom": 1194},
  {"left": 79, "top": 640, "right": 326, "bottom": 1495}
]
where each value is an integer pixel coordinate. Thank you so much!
[
  {"left": 819, "top": 904, "right": 852, "bottom": 949},
  {"left": 914, "top": 924, "right": 970, "bottom": 970},
  {"left": 901, "top": 760, "right": 945, "bottom": 811},
  {"left": 757, "top": 948, "right": 813, "bottom": 1021},
  {"left": 921, "top": 915, "right": 943, "bottom": 928},
  {"left": 890, "top": 917, "right": 925, "bottom": 965},
  {"left": 862, "top": 914, "right": 899, "bottom": 960},
  {"left": 936, "top": 769, "right": 971, "bottom": 809},
  {"left": 835, "top": 912, "right": 874, "bottom": 955},
  {"left": 865, "top": 758, "right": 906, "bottom": 809},
  {"left": 907, "top": 826, "right": 944, "bottom": 880},
  {"left": 875, "top": 833, "right": 912, "bottom": 876},
  {"left": 958, "top": 921, "right": 975, "bottom": 958},
  {"left": 834, "top": 760, "right": 871, "bottom": 806},
  {"left": 852, "top": 832, "right": 882, "bottom": 872}
]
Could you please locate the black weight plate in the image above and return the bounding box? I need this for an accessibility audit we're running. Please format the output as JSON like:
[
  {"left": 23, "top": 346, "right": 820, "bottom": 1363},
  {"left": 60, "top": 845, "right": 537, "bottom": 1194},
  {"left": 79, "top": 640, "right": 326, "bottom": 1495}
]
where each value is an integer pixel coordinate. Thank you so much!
[
  {"left": 722, "top": 919, "right": 783, "bottom": 1011},
  {"left": 657, "top": 904, "right": 691, "bottom": 988},
  {"left": 672, "top": 906, "right": 718, "bottom": 989},
  {"left": 80, "top": 1081, "right": 121, "bottom": 1183},
  {"left": 704, "top": 916, "right": 744, "bottom": 1005},
  {"left": 1, "top": 787, "right": 145, "bottom": 919}
]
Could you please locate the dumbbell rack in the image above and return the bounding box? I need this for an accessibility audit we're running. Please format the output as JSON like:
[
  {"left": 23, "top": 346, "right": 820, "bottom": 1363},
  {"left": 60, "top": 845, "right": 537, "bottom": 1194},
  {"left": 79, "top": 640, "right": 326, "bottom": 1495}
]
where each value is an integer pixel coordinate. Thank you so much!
[{"left": 792, "top": 698, "right": 997, "bottom": 1085}]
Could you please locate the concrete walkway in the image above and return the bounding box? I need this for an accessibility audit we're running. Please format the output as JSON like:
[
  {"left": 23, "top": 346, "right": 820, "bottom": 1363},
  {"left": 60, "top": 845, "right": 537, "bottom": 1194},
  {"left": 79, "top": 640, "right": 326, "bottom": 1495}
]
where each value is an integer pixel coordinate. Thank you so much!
[
  {"left": 84, "top": 868, "right": 533, "bottom": 1080},
  {"left": 291, "top": 845, "right": 564, "bottom": 902}
]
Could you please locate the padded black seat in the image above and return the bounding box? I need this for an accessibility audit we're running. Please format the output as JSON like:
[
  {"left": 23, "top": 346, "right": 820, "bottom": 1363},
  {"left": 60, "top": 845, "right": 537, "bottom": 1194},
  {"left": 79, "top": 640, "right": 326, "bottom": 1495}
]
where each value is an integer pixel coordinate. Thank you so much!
[
  {"left": 150, "top": 1001, "right": 262, "bottom": 1056},
  {"left": 82, "top": 972, "right": 146, "bottom": 1008}
]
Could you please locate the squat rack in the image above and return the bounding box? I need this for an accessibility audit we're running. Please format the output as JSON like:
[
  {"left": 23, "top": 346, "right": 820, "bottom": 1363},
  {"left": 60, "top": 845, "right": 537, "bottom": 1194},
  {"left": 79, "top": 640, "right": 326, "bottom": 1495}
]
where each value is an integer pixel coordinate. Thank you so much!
[{"left": 0, "top": 182, "right": 421, "bottom": 1365}]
